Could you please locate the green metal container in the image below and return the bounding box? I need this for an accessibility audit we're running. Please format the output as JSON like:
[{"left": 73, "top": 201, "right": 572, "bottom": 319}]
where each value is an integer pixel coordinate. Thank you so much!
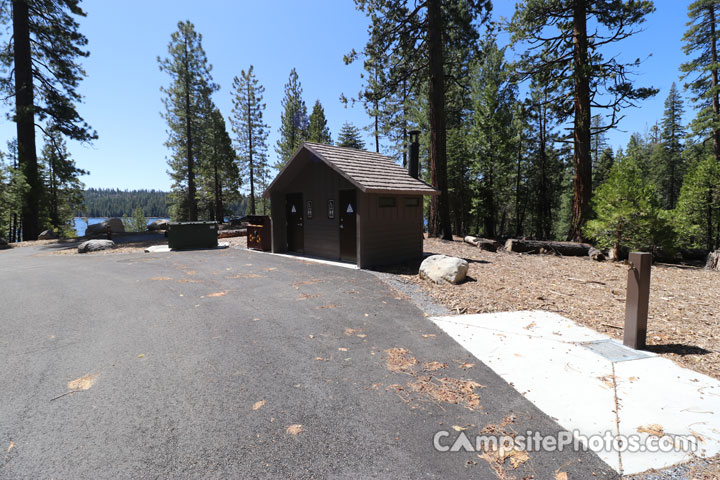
[{"left": 167, "top": 221, "right": 218, "bottom": 250}]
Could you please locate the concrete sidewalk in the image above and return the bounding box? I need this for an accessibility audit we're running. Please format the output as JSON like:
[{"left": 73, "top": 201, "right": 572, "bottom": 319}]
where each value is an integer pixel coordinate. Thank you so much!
[{"left": 430, "top": 310, "right": 720, "bottom": 476}]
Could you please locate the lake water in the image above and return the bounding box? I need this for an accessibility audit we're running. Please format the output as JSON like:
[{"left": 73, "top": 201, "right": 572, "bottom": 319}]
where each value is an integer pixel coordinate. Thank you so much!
[{"left": 73, "top": 217, "right": 170, "bottom": 236}]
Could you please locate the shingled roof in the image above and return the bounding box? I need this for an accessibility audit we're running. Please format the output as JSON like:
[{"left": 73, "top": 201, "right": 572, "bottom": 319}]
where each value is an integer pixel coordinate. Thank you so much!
[{"left": 264, "top": 142, "right": 439, "bottom": 196}]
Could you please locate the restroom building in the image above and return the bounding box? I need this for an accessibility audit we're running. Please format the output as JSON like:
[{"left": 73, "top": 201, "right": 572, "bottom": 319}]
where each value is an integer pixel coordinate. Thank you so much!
[{"left": 263, "top": 137, "right": 438, "bottom": 268}]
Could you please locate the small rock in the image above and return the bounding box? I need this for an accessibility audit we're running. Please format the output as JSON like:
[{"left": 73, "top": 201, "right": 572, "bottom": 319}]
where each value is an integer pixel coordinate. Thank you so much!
[
  {"left": 78, "top": 239, "right": 116, "bottom": 253},
  {"left": 85, "top": 218, "right": 125, "bottom": 235},
  {"left": 147, "top": 219, "right": 169, "bottom": 231},
  {"left": 419, "top": 255, "right": 469, "bottom": 285},
  {"left": 38, "top": 229, "right": 58, "bottom": 240},
  {"left": 588, "top": 247, "right": 606, "bottom": 261}
]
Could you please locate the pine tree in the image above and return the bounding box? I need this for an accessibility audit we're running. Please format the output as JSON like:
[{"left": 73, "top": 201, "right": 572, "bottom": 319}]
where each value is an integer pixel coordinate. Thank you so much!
[
  {"left": 0, "top": 141, "right": 28, "bottom": 242},
  {"left": 469, "top": 32, "right": 516, "bottom": 239},
  {"left": 584, "top": 157, "right": 670, "bottom": 259},
  {"left": 231, "top": 65, "right": 269, "bottom": 215},
  {"left": 348, "top": 0, "right": 492, "bottom": 240},
  {"left": 198, "top": 107, "right": 240, "bottom": 222},
  {"left": 594, "top": 147, "right": 615, "bottom": 188},
  {"left": 675, "top": 152, "right": 720, "bottom": 251},
  {"left": 591, "top": 115, "right": 609, "bottom": 189},
  {"left": 337, "top": 123, "right": 366, "bottom": 150},
  {"left": 681, "top": 0, "right": 720, "bottom": 162},
  {"left": 0, "top": 0, "right": 97, "bottom": 239},
  {"left": 40, "top": 127, "right": 86, "bottom": 236},
  {"left": 158, "top": 20, "right": 218, "bottom": 221},
  {"left": 509, "top": 0, "right": 657, "bottom": 242},
  {"left": 525, "top": 80, "right": 567, "bottom": 240},
  {"left": 655, "top": 83, "right": 686, "bottom": 209},
  {"left": 307, "top": 100, "right": 332, "bottom": 144},
  {"left": 275, "top": 68, "right": 308, "bottom": 169}
]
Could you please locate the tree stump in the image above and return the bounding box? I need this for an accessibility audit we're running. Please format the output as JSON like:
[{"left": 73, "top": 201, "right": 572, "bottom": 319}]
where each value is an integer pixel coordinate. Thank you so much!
[{"left": 706, "top": 250, "right": 720, "bottom": 271}]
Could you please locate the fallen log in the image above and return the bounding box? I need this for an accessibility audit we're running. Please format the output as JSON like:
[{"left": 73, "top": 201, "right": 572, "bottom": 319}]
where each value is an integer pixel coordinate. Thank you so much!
[
  {"left": 463, "top": 236, "right": 501, "bottom": 252},
  {"left": 218, "top": 229, "right": 247, "bottom": 239},
  {"left": 504, "top": 239, "right": 592, "bottom": 256}
]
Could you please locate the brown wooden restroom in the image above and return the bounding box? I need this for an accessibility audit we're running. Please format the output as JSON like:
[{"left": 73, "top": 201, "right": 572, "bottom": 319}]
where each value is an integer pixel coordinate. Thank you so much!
[{"left": 263, "top": 140, "right": 438, "bottom": 268}]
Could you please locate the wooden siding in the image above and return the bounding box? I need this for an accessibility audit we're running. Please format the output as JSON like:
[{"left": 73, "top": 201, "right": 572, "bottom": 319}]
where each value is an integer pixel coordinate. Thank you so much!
[
  {"left": 269, "top": 155, "right": 354, "bottom": 260},
  {"left": 359, "top": 193, "right": 424, "bottom": 268}
]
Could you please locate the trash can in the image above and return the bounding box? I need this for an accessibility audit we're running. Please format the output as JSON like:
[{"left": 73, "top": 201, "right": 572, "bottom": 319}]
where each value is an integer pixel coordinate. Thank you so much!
[
  {"left": 246, "top": 216, "right": 271, "bottom": 251},
  {"left": 167, "top": 221, "right": 218, "bottom": 250}
]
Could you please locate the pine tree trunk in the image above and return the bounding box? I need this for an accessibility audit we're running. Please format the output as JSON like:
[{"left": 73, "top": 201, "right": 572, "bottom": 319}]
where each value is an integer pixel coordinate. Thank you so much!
[
  {"left": 247, "top": 83, "right": 256, "bottom": 215},
  {"left": 569, "top": 0, "right": 592, "bottom": 242},
  {"left": 13, "top": 0, "right": 40, "bottom": 240},
  {"left": 214, "top": 159, "right": 223, "bottom": 223},
  {"left": 427, "top": 0, "right": 452, "bottom": 240},
  {"left": 710, "top": 6, "right": 720, "bottom": 164},
  {"left": 184, "top": 37, "right": 197, "bottom": 222}
]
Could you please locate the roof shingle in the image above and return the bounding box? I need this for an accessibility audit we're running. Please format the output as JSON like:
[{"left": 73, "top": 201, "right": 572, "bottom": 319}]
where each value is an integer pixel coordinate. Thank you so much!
[{"left": 302, "top": 142, "right": 439, "bottom": 195}]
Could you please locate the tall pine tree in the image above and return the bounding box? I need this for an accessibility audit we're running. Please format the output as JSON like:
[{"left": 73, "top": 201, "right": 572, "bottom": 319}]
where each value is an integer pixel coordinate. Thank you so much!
[
  {"left": 275, "top": 68, "right": 308, "bottom": 169},
  {"left": 158, "top": 20, "right": 217, "bottom": 221},
  {"left": 307, "top": 100, "right": 333, "bottom": 144},
  {"left": 681, "top": 0, "right": 720, "bottom": 162},
  {"left": 349, "top": 0, "right": 492, "bottom": 240},
  {"left": 198, "top": 107, "right": 240, "bottom": 222},
  {"left": 656, "top": 83, "right": 686, "bottom": 209},
  {"left": 231, "top": 65, "right": 269, "bottom": 215},
  {"left": 469, "top": 31, "right": 516, "bottom": 239},
  {"left": 0, "top": 0, "right": 96, "bottom": 239},
  {"left": 40, "top": 127, "right": 86, "bottom": 235},
  {"left": 509, "top": 0, "right": 657, "bottom": 241}
]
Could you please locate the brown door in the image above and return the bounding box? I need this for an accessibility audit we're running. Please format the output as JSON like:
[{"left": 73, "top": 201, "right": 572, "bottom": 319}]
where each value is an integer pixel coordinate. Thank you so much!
[
  {"left": 339, "top": 189, "right": 357, "bottom": 262},
  {"left": 286, "top": 193, "right": 304, "bottom": 253}
]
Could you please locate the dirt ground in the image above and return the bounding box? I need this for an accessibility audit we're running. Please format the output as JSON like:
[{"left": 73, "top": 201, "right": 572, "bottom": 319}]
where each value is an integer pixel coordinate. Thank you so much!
[{"left": 386, "top": 237, "right": 720, "bottom": 381}]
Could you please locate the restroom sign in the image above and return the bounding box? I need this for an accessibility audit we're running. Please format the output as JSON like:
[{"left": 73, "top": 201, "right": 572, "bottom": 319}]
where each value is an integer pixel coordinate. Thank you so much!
[
  {"left": 346, "top": 204, "right": 354, "bottom": 214},
  {"left": 291, "top": 204, "right": 296, "bottom": 213}
]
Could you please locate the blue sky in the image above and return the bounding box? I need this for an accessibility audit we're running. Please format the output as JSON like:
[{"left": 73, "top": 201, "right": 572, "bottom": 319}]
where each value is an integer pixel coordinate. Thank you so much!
[{"left": 0, "top": 0, "right": 694, "bottom": 191}]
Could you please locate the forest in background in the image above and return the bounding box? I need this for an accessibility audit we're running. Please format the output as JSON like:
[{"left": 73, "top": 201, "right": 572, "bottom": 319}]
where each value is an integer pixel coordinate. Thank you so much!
[
  {"left": 78, "top": 188, "right": 248, "bottom": 219},
  {"left": 0, "top": 1, "right": 719, "bottom": 257}
]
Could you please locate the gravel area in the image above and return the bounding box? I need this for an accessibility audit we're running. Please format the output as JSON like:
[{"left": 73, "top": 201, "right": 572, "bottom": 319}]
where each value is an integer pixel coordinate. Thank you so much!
[
  {"left": 370, "top": 270, "right": 451, "bottom": 317},
  {"left": 626, "top": 456, "right": 720, "bottom": 480}
]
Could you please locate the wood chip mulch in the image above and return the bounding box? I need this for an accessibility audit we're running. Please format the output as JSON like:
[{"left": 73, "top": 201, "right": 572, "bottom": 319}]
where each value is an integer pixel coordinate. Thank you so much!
[{"left": 384, "top": 237, "right": 720, "bottom": 381}]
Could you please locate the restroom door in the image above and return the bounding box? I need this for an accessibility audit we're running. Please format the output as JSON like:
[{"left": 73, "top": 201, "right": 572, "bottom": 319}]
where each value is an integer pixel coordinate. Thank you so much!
[
  {"left": 286, "top": 193, "right": 304, "bottom": 253},
  {"left": 339, "top": 190, "right": 356, "bottom": 262}
]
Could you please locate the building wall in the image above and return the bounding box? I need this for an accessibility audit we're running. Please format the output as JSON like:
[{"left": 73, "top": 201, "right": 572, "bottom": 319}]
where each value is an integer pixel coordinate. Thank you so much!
[
  {"left": 270, "top": 158, "right": 354, "bottom": 260},
  {"left": 359, "top": 193, "right": 424, "bottom": 268}
]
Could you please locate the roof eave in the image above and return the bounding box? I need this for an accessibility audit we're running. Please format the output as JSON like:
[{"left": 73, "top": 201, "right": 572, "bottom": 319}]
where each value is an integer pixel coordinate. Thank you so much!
[{"left": 363, "top": 188, "right": 441, "bottom": 196}]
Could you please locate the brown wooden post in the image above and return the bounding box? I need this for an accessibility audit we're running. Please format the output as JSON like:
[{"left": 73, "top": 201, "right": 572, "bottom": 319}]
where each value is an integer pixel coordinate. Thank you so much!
[{"left": 624, "top": 252, "right": 652, "bottom": 350}]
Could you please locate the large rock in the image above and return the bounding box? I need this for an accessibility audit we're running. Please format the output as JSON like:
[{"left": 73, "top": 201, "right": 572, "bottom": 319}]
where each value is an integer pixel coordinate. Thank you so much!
[
  {"left": 78, "top": 239, "right": 116, "bottom": 253},
  {"left": 85, "top": 218, "right": 125, "bottom": 236},
  {"left": 706, "top": 250, "right": 720, "bottom": 271},
  {"left": 38, "top": 229, "right": 58, "bottom": 240},
  {"left": 419, "top": 254, "right": 469, "bottom": 285},
  {"left": 0, "top": 237, "right": 9, "bottom": 250},
  {"left": 147, "top": 219, "right": 169, "bottom": 231}
]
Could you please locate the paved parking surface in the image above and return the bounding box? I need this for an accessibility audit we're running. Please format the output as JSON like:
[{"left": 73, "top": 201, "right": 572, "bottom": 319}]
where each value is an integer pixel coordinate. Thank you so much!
[{"left": 0, "top": 245, "right": 618, "bottom": 479}]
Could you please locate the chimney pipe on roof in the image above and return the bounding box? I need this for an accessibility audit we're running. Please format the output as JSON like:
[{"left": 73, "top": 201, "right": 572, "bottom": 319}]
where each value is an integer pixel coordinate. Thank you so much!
[{"left": 409, "top": 130, "right": 420, "bottom": 179}]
